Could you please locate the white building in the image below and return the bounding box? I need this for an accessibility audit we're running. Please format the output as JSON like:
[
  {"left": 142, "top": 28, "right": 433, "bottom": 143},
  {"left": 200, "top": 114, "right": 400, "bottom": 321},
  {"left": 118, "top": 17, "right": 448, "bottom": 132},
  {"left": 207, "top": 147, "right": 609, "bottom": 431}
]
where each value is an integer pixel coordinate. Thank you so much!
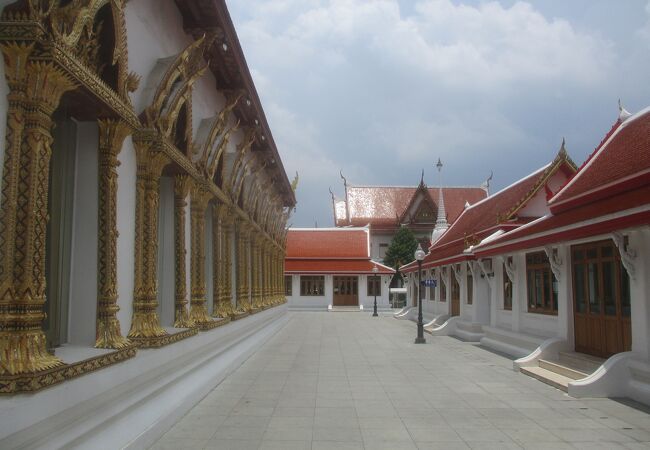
[
  {"left": 0, "top": 1, "right": 293, "bottom": 448},
  {"left": 285, "top": 228, "right": 394, "bottom": 311},
  {"left": 402, "top": 105, "right": 650, "bottom": 405}
]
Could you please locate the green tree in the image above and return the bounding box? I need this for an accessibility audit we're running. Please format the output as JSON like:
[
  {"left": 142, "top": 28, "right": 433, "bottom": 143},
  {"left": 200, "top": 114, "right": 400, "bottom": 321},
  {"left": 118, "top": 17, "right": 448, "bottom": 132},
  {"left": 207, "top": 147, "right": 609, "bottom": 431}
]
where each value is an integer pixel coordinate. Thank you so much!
[{"left": 383, "top": 226, "right": 418, "bottom": 270}]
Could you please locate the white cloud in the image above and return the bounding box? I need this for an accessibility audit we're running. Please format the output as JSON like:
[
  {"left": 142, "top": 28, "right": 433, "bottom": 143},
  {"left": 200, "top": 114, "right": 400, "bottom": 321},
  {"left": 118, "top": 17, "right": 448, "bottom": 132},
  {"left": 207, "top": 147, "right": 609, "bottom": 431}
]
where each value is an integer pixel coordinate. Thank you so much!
[
  {"left": 638, "top": 1, "right": 650, "bottom": 45},
  {"left": 272, "top": 0, "right": 613, "bottom": 88}
]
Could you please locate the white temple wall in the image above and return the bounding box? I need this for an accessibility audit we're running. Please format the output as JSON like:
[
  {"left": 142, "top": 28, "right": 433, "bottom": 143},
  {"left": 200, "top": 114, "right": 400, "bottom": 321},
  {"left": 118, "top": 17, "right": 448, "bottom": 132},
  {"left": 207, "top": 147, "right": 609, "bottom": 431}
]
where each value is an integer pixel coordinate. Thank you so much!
[
  {"left": 157, "top": 176, "right": 175, "bottom": 327},
  {"left": 116, "top": 136, "right": 137, "bottom": 336},
  {"left": 359, "top": 274, "right": 390, "bottom": 309},
  {"left": 369, "top": 234, "right": 392, "bottom": 262},
  {"left": 518, "top": 171, "right": 570, "bottom": 218},
  {"left": 473, "top": 271, "right": 491, "bottom": 325},
  {"left": 67, "top": 122, "right": 99, "bottom": 346},
  {"left": 629, "top": 228, "right": 650, "bottom": 360},
  {"left": 126, "top": 0, "right": 192, "bottom": 113}
]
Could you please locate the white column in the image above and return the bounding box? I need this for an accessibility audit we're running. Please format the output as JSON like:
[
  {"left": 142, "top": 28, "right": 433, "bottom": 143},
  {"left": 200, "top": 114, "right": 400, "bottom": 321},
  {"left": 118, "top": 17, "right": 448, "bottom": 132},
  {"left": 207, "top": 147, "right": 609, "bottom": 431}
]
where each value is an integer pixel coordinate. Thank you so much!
[
  {"left": 629, "top": 229, "right": 650, "bottom": 360},
  {"left": 555, "top": 244, "right": 572, "bottom": 344},
  {"left": 491, "top": 261, "right": 502, "bottom": 327},
  {"left": 512, "top": 253, "right": 525, "bottom": 333}
]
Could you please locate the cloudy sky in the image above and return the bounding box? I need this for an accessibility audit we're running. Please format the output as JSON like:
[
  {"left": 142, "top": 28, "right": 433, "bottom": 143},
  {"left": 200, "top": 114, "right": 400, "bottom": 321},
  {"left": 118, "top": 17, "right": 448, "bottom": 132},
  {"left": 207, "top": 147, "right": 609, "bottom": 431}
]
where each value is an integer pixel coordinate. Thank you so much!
[{"left": 228, "top": 0, "right": 650, "bottom": 227}]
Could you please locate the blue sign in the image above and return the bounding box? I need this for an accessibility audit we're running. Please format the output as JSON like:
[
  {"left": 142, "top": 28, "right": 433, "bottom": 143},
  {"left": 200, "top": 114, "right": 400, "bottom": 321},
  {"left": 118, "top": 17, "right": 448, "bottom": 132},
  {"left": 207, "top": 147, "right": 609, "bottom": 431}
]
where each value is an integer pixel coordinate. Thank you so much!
[{"left": 421, "top": 279, "right": 437, "bottom": 287}]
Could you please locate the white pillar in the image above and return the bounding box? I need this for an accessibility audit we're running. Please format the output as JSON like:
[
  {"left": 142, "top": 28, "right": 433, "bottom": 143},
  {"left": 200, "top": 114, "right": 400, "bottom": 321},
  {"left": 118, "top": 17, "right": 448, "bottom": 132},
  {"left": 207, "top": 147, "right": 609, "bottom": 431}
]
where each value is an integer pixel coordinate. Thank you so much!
[
  {"left": 512, "top": 253, "right": 525, "bottom": 333},
  {"left": 629, "top": 229, "right": 650, "bottom": 360},
  {"left": 555, "top": 244, "right": 572, "bottom": 345}
]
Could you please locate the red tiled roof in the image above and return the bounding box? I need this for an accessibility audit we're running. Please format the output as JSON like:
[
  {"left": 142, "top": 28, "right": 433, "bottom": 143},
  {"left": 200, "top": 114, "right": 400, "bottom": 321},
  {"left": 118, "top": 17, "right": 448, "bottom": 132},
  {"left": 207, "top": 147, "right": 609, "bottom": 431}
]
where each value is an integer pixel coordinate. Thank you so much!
[
  {"left": 335, "top": 186, "right": 486, "bottom": 228},
  {"left": 401, "top": 155, "right": 576, "bottom": 272},
  {"left": 286, "top": 229, "right": 369, "bottom": 258},
  {"left": 285, "top": 259, "right": 395, "bottom": 274},
  {"left": 550, "top": 109, "right": 650, "bottom": 212},
  {"left": 474, "top": 184, "right": 650, "bottom": 257}
]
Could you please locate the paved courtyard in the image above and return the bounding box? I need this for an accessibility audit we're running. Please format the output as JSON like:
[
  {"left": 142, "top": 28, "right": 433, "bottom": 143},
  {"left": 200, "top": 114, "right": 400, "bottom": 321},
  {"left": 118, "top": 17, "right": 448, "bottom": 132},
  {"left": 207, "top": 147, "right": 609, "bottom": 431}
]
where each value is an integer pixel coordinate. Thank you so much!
[{"left": 150, "top": 312, "right": 650, "bottom": 450}]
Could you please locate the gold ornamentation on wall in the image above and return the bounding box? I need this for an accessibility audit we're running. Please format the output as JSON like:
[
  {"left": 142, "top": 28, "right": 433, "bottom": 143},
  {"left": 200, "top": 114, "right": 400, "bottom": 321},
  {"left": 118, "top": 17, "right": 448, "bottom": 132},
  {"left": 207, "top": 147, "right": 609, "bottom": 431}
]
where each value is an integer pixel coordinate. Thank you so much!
[
  {"left": 173, "top": 175, "right": 194, "bottom": 328},
  {"left": 96, "top": 119, "right": 132, "bottom": 349},
  {"left": 219, "top": 210, "right": 234, "bottom": 316},
  {"left": 128, "top": 140, "right": 170, "bottom": 343},
  {"left": 0, "top": 42, "right": 76, "bottom": 376},
  {"left": 189, "top": 182, "right": 213, "bottom": 326},
  {"left": 235, "top": 220, "right": 251, "bottom": 313}
]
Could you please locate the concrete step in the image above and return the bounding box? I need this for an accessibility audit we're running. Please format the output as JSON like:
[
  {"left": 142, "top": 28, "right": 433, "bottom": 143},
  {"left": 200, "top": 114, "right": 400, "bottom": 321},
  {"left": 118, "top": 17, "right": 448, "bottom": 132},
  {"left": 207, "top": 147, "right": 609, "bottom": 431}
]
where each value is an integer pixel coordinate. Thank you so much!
[
  {"left": 520, "top": 365, "right": 572, "bottom": 392},
  {"left": 329, "top": 306, "right": 361, "bottom": 312},
  {"left": 539, "top": 359, "right": 588, "bottom": 380},
  {"left": 558, "top": 351, "right": 604, "bottom": 374}
]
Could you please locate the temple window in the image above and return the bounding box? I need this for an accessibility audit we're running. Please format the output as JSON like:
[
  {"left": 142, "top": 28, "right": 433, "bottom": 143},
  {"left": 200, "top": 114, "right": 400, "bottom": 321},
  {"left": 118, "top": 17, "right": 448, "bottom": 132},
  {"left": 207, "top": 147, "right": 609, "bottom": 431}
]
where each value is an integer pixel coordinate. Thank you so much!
[
  {"left": 526, "top": 251, "right": 558, "bottom": 315},
  {"left": 300, "top": 276, "right": 324, "bottom": 296}
]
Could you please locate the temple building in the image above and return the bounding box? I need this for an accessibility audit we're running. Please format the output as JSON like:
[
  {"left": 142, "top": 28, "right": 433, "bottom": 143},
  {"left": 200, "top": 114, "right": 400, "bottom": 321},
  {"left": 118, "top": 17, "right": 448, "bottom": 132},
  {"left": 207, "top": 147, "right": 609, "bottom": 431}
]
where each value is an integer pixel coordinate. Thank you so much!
[
  {"left": 401, "top": 104, "right": 650, "bottom": 404},
  {"left": 0, "top": 1, "right": 294, "bottom": 448},
  {"left": 332, "top": 172, "right": 487, "bottom": 262},
  {"left": 284, "top": 227, "right": 394, "bottom": 310}
]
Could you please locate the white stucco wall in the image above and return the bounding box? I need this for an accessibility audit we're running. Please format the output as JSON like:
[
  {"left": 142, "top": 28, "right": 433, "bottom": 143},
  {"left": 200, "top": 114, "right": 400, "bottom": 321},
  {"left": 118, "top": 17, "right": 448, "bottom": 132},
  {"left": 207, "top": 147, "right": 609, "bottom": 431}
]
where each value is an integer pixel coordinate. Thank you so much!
[
  {"left": 116, "top": 136, "right": 137, "bottom": 336},
  {"left": 68, "top": 122, "right": 99, "bottom": 346}
]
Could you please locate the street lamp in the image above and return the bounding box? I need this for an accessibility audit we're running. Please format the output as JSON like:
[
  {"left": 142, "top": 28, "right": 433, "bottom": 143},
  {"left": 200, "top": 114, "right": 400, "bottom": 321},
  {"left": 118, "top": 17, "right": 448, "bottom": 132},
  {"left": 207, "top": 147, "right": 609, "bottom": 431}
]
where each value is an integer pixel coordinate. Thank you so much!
[
  {"left": 414, "top": 243, "right": 426, "bottom": 344},
  {"left": 372, "top": 265, "right": 379, "bottom": 317}
]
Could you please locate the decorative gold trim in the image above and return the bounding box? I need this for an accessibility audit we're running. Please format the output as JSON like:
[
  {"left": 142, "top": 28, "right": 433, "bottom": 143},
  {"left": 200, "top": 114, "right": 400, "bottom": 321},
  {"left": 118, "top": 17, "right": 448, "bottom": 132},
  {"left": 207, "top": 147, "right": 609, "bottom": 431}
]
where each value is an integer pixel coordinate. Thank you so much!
[
  {"left": 96, "top": 119, "right": 132, "bottom": 349},
  {"left": 128, "top": 140, "right": 169, "bottom": 340},
  {"left": 0, "top": 43, "right": 76, "bottom": 375},
  {"left": 173, "top": 175, "right": 194, "bottom": 328},
  {"left": 0, "top": 344, "right": 136, "bottom": 394},
  {"left": 189, "top": 182, "right": 213, "bottom": 325},
  {"left": 130, "top": 327, "right": 198, "bottom": 349}
]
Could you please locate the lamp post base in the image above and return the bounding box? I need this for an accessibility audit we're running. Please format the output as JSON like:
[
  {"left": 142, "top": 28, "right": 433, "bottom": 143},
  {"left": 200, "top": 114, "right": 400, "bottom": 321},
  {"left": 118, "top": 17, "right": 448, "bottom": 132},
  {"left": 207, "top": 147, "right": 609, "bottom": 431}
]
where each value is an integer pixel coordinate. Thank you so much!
[
  {"left": 372, "top": 312, "right": 378, "bottom": 317},
  {"left": 414, "top": 336, "right": 426, "bottom": 344}
]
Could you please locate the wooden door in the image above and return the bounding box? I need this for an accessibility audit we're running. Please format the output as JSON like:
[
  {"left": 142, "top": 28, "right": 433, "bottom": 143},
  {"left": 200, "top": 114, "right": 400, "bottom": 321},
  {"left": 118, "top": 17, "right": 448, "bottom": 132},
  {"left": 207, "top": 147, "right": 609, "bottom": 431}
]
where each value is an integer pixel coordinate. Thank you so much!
[
  {"left": 572, "top": 240, "right": 631, "bottom": 358},
  {"left": 333, "top": 276, "right": 358, "bottom": 306},
  {"left": 451, "top": 274, "right": 460, "bottom": 316}
]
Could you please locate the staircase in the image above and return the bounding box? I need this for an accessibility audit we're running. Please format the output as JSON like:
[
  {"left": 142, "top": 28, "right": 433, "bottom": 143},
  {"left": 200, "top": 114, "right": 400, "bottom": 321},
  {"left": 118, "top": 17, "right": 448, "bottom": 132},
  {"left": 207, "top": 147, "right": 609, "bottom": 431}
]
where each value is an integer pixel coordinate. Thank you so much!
[
  {"left": 328, "top": 306, "right": 362, "bottom": 312},
  {"left": 520, "top": 351, "right": 604, "bottom": 391}
]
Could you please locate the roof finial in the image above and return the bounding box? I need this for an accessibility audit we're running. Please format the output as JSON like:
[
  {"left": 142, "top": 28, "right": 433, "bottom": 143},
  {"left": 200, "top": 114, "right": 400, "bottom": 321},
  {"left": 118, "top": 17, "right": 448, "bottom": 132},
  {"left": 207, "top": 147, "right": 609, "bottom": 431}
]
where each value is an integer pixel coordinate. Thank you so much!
[
  {"left": 339, "top": 170, "right": 347, "bottom": 188},
  {"left": 559, "top": 137, "right": 567, "bottom": 156},
  {"left": 481, "top": 170, "right": 493, "bottom": 195},
  {"left": 420, "top": 169, "right": 425, "bottom": 186},
  {"left": 618, "top": 99, "right": 632, "bottom": 122},
  {"left": 431, "top": 157, "right": 448, "bottom": 245}
]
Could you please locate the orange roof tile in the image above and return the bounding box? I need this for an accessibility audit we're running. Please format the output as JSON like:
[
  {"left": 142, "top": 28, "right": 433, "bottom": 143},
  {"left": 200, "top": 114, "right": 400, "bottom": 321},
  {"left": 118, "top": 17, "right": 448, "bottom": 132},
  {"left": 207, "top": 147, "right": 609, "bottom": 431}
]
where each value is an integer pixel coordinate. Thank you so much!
[
  {"left": 551, "top": 109, "right": 650, "bottom": 212},
  {"left": 286, "top": 228, "right": 369, "bottom": 258},
  {"left": 335, "top": 186, "right": 487, "bottom": 228},
  {"left": 285, "top": 259, "right": 395, "bottom": 274}
]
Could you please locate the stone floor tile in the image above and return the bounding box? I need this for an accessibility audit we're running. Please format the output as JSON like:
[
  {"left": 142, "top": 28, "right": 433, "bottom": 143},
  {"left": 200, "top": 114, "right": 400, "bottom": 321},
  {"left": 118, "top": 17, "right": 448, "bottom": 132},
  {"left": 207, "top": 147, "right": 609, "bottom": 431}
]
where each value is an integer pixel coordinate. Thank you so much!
[
  {"left": 149, "top": 314, "right": 650, "bottom": 450},
  {"left": 361, "top": 425, "right": 413, "bottom": 442},
  {"left": 258, "top": 441, "right": 311, "bottom": 450},
  {"left": 262, "top": 427, "right": 313, "bottom": 441},
  {"left": 311, "top": 442, "right": 364, "bottom": 450},
  {"left": 313, "top": 426, "right": 363, "bottom": 442},
  {"left": 211, "top": 426, "right": 266, "bottom": 441},
  {"left": 149, "top": 438, "right": 208, "bottom": 450},
  {"left": 203, "top": 440, "right": 261, "bottom": 450}
]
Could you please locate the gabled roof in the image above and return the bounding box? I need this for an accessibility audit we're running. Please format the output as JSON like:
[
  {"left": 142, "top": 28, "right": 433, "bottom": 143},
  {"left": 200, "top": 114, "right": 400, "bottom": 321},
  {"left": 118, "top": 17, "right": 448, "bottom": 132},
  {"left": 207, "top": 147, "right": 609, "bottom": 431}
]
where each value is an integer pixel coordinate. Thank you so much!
[
  {"left": 474, "top": 107, "right": 650, "bottom": 257},
  {"left": 334, "top": 186, "right": 487, "bottom": 229},
  {"left": 285, "top": 259, "right": 395, "bottom": 275},
  {"left": 401, "top": 149, "right": 576, "bottom": 272},
  {"left": 285, "top": 227, "right": 395, "bottom": 275},
  {"left": 550, "top": 107, "right": 650, "bottom": 213},
  {"left": 286, "top": 228, "right": 369, "bottom": 258}
]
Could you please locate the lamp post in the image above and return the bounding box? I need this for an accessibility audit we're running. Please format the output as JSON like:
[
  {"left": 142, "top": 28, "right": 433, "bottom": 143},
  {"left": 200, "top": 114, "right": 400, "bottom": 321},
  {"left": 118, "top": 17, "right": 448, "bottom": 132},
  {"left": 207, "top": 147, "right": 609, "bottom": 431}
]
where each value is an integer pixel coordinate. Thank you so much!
[
  {"left": 414, "top": 243, "right": 426, "bottom": 344},
  {"left": 372, "top": 265, "right": 379, "bottom": 317}
]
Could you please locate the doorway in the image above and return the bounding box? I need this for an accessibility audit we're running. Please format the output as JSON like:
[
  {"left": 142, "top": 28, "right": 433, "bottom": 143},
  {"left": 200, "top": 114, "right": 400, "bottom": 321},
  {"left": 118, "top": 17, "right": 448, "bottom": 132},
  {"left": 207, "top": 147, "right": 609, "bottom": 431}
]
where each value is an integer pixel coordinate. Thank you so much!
[
  {"left": 572, "top": 240, "right": 631, "bottom": 358},
  {"left": 333, "top": 276, "right": 358, "bottom": 306}
]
